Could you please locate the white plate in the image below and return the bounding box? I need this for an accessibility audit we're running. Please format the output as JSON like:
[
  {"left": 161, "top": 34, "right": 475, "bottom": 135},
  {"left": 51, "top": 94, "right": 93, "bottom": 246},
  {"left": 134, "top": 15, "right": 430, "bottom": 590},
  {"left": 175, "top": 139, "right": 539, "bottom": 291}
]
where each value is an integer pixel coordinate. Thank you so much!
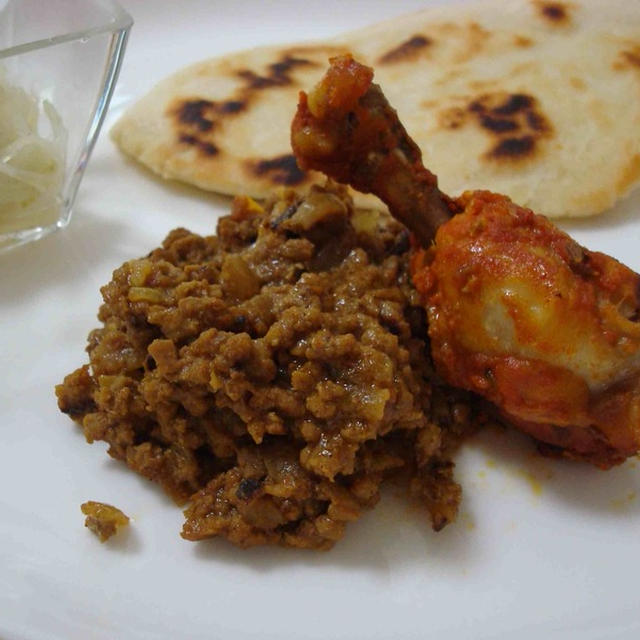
[{"left": 1, "top": 1, "right": 639, "bottom": 639}]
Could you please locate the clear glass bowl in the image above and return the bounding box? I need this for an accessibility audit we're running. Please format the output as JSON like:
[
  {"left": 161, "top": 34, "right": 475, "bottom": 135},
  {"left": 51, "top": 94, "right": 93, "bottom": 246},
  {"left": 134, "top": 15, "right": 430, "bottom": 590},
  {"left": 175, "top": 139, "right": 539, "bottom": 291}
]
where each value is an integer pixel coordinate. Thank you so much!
[{"left": 0, "top": 0, "right": 132, "bottom": 252}]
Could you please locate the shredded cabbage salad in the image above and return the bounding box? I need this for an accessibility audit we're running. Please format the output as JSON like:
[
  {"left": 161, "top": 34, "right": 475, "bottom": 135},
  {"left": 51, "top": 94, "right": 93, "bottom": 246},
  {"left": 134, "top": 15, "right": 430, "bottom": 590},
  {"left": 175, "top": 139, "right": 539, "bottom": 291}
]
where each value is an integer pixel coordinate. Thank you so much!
[{"left": 0, "top": 72, "right": 67, "bottom": 234}]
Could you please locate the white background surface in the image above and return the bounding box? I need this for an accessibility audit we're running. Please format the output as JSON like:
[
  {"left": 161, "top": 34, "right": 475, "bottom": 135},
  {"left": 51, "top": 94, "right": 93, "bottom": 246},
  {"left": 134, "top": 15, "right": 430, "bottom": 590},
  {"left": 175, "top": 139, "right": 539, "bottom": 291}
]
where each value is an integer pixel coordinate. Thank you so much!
[{"left": 1, "top": 1, "right": 640, "bottom": 638}]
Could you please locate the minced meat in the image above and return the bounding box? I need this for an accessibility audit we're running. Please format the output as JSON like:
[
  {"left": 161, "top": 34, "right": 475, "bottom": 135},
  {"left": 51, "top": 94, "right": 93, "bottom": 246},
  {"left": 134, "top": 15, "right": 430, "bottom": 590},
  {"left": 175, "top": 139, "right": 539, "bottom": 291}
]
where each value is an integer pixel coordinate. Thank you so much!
[
  {"left": 81, "top": 501, "right": 129, "bottom": 542},
  {"left": 56, "top": 183, "right": 485, "bottom": 550}
]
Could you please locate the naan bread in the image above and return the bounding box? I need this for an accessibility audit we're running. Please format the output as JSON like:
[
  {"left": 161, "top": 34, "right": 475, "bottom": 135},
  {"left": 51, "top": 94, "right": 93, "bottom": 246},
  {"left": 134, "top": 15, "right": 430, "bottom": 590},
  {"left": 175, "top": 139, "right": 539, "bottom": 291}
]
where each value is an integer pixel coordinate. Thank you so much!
[{"left": 112, "top": 0, "right": 640, "bottom": 217}]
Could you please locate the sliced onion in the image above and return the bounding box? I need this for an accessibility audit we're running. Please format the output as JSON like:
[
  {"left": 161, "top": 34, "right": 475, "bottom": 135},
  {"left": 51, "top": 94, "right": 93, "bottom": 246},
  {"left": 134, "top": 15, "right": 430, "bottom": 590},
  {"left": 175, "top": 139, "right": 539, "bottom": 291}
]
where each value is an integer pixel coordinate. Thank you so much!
[{"left": 0, "top": 73, "right": 67, "bottom": 234}]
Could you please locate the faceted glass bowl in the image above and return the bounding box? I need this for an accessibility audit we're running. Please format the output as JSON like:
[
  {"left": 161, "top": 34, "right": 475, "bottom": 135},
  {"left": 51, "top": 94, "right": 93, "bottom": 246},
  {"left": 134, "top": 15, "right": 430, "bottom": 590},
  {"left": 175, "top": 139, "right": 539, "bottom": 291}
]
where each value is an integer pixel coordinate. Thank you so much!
[{"left": 0, "top": 0, "right": 132, "bottom": 252}]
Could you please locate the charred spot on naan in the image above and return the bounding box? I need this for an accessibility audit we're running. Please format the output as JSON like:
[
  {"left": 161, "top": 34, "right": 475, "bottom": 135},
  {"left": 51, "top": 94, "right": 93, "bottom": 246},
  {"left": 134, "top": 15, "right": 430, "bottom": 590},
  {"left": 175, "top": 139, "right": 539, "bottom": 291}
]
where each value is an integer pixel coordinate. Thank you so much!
[
  {"left": 411, "top": 21, "right": 490, "bottom": 65},
  {"left": 179, "top": 134, "right": 218, "bottom": 157},
  {"left": 612, "top": 45, "right": 640, "bottom": 72},
  {"left": 568, "top": 76, "right": 586, "bottom": 90},
  {"left": 235, "top": 47, "right": 345, "bottom": 91},
  {"left": 513, "top": 35, "right": 535, "bottom": 48},
  {"left": 168, "top": 48, "right": 341, "bottom": 157},
  {"left": 489, "top": 136, "right": 537, "bottom": 159},
  {"left": 170, "top": 98, "right": 244, "bottom": 156},
  {"left": 624, "top": 49, "right": 640, "bottom": 69},
  {"left": 438, "top": 107, "right": 466, "bottom": 130},
  {"left": 474, "top": 93, "right": 552, "bottom": 162},
  {"left": 533, "top": 1, "right": 573, "bottom": 25},
  {"left": 175, "top": 98, "right": 247, "bottom": 131},
  {"left": 236, "top": 55, "right": 316, "bottom": 89},
  {"left": 246, "top": 154, "right": 308, "bottom": 187},
  {"left": 378, "top": 35, "right": 433, "bottom": 65},
  {"left": 438, "top": 91, "right": 552, "bottom": 163},
  {"left": 178, "top": 100, "right": 214, "bottom": 131}
]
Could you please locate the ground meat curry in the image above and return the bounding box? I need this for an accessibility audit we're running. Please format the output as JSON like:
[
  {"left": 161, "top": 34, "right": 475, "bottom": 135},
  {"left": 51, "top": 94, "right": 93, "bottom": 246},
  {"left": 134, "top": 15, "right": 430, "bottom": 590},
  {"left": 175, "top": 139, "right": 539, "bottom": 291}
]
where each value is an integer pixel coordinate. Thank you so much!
[{"left": 56, "top": 183, "right": 485, "bottom": 550}]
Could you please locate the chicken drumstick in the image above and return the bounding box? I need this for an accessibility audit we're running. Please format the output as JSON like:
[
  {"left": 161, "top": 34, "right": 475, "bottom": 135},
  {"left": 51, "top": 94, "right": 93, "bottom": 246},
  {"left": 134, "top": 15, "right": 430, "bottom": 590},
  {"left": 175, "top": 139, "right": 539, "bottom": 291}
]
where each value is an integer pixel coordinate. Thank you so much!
[{"left": 292, "top": 55, "right": 640, "bottom": 468}]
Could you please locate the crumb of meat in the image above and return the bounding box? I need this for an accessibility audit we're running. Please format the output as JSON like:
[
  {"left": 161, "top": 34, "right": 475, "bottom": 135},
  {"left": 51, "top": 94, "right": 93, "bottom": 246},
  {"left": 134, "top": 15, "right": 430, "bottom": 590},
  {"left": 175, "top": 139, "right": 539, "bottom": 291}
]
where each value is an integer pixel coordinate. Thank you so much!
[
  {"left": 81, "top": 501, "right": 130, "bottom": 542},
  {"left": 57, "top": 182, "right": 486, "bottom": 550}
]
